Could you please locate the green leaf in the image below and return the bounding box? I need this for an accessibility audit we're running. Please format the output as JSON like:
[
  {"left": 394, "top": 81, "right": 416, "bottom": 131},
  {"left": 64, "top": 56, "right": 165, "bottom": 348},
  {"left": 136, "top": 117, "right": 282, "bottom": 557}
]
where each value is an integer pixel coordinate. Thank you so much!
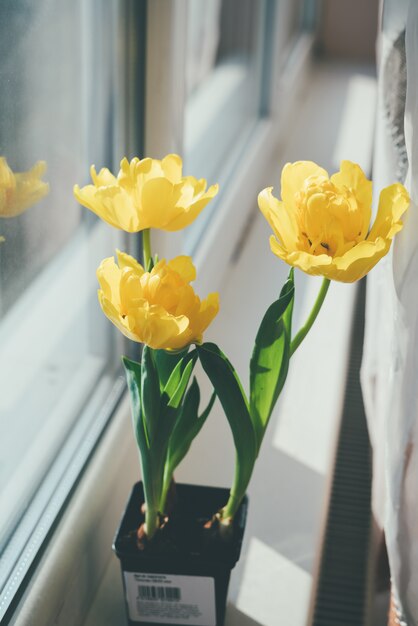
[
  {"left": 160, "top": 379, "right": 216, "bottom": 514},
  {"left": 140, "top": 347, "right": 161, "bottom": 445},
  {"left": 197, "top": 343, "right": 257, "bottom": 508},
  {"left": 168, "top": 357, "right": 196, "bottom": 408},
  {"left": 165, "top": 378, "right": 215, "bottom": 477},
  {"left": 249, "top": 269, "right": 295, "bottom": 453},
  {"left": 123, "top": 347, "right": 201, "bottom": 536},
  {"left": 154, "top": 348, "right": 188, "bottom": 389},
  {"left": 123, "top": 351, "right": 189, "bottom": 535},
  {"left": 162, "top": 350, "right": 197, "bottom": 409},
  {"left": 148, "top": 350, "right": 198, "bottom": 465},
  {"left": 123, "top": 355, "right": 157, "bottom": 518},
  {"left": 122, "top": 355, "right": 149, "bottom": 451}
]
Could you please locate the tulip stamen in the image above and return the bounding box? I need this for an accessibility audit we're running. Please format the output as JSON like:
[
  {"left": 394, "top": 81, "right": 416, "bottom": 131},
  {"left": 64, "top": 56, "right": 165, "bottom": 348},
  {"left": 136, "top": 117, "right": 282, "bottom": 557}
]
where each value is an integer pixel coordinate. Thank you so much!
[{"left": 320, "top": 242, "right": 329, "bottom": 250}]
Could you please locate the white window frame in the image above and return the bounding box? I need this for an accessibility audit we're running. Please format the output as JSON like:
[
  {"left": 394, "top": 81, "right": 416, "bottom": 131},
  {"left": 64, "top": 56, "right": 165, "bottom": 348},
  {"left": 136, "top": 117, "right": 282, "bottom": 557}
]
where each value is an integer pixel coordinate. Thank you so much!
[{"left": 6, "top": 1, "right": 317, "bottom": 624}]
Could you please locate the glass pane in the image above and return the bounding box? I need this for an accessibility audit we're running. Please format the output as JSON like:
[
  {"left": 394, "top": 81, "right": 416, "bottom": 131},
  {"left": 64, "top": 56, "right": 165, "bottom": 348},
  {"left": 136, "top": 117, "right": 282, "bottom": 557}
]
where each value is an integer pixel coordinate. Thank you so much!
[
  {"left": 281, "top": 0, "right": 306, "bottom": 51},
  {"left": 183, "top": 0, "right": 269, "bottom": 252},
  {"left": 0, "top": 0, "right": 124, "bottom": 579}
]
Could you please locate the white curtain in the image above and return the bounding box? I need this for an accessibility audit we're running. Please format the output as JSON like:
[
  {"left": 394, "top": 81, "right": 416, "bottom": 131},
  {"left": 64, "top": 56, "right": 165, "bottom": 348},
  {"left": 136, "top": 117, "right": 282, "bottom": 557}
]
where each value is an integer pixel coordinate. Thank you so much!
[{"left": 361, "top": 0, "right": 418, "bottom": 622}]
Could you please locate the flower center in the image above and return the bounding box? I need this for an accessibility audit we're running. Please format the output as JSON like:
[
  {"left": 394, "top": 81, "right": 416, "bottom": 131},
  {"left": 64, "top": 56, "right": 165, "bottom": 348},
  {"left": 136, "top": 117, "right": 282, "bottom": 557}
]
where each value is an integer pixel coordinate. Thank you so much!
[{"left": 294, "top": 176, "right": 364, "bottom": 257}]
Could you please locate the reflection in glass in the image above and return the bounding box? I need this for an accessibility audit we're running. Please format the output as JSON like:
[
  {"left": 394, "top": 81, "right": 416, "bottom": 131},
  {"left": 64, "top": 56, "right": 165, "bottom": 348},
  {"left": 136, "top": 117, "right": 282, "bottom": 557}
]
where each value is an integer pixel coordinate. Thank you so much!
[
  {"left": 0, "top": 0, "right": 123, "bottom": 582},
  {"left": 0, "top": 157, "right": 49, "bottom": 218}
]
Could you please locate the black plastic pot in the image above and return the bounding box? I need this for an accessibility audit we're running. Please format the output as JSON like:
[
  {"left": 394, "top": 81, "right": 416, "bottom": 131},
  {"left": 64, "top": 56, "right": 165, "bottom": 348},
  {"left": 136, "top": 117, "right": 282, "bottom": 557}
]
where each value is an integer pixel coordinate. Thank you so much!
[{"left": 113, "top": 482, "right": 248, "bottom": 626}]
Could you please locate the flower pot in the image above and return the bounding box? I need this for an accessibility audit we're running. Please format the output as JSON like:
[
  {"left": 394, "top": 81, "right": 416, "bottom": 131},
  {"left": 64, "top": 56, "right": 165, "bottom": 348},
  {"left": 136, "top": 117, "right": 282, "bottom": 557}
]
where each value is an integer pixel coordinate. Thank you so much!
[{"left": 113, "top": 482, "right": 248, "bottom": 626}]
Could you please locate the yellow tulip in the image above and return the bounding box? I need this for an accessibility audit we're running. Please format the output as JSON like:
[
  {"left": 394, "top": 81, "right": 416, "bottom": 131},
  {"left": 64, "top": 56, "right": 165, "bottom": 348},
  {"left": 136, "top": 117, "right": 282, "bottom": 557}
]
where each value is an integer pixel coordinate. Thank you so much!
[
  {"left": 74, "top": 154, "right": 219, "bottom": 232},
  {"left": 0, "top": 157, "right": 49, "bottom": 218},
  {"left": 97, "top": 251, "right": 219, "bottom": 350},
  {"left": 258, "top": 160, "right": 410, "bottom": 283}
]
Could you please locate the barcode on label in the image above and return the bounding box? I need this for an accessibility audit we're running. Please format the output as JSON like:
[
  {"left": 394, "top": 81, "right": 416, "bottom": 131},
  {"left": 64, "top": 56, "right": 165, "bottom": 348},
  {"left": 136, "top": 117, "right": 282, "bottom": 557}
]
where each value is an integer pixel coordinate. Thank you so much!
[{"left": 137, "top": 585, "right": 182, "bottom": 602}]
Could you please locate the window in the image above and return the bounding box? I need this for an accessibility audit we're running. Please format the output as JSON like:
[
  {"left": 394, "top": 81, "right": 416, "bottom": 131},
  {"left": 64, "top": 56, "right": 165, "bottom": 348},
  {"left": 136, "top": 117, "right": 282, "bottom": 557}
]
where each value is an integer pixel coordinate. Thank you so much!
[
  {"left": 183, "top": 0, "right": 312, "bottom": 253},
  {"left": 1, "top": 0, "right": 317, "bottom": 622},
  {"left": 144, "top": 0, "right": 313, "bottom": 289},
  {"left": 0, "top": 1, "right": 145, "bottom": 619},
  {"left": 184, "top": 0, "right": 271, "bottom": 251}
]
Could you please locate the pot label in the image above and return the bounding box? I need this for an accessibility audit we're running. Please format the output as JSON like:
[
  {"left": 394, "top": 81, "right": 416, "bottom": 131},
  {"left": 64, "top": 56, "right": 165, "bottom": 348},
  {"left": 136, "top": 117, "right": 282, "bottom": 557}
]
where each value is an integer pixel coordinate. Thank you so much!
[{"left": 124, "top": 572, "right": 216, "bottom": 625}]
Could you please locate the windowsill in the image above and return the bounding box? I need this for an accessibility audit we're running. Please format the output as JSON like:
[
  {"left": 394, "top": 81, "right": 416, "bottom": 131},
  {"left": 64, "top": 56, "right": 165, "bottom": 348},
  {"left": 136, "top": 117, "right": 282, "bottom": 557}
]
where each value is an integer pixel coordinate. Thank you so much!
[
  {"left": 82, "top": 231, "right": 358, "bottom": 626},
  {"left": 84, "top": 59, "right": 376, "bottom": 626},
  {"left": 9, "top": 59, "right": 376, "bottom": 626}
]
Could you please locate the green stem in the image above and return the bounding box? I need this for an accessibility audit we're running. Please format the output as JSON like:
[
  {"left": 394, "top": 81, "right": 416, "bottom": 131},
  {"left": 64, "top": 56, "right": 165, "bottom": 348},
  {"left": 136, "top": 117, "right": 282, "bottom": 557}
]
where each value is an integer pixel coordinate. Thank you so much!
[
  {"left": 138, "top": 451, "right": 164, "bottom": 540},
  {"left": 159, "top": 468, "right": 172, "bottom": 515},
  {"left": 143, "top": 228, "right": 152, "bottom": 270},
  {"left": 145, "top": 505, "right": 159, "bottom": 539},
  {"left": 290, "top": 278, "right": 330, "bottom": 356},
  {"left": 222, "top": 491, "right": 242, "bottom": 520},
  {"left": 221, "top": 452, "right": 254, "bottom": 520}
]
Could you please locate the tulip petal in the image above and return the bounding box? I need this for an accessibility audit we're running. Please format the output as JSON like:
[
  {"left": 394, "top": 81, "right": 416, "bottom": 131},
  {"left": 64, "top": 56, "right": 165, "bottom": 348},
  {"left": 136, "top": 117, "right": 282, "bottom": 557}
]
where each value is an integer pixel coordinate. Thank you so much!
[
  {"left": 161, "top": 154, "right": 183, "bottom": 183},
  {"left": 101, "top": 187, "right": 143, "bottom": 231},
  {"left": 134, "top": 157, "right": 153, "bottom": 176},
  {"left": 258, "top": 188, "right": 300, "bottom": 251},
  {"left": 176, "top": 178, "right": 208, "bottom": 206},
  {"left": 269, "top": 235, "right": 332, "bottom": 275},
  {"left": 330, "top": 160, "right": 373, "bottom": 239},
  {"left": 166, "top": 184, "right": 219, "bottom": 231},
  {"left": 116, "top": 250, "right": 145, "bottom": 274},
  {"left": 268, "top": 235, "right": 289, "bottom": 262},
  {"left": 330, "top": 160, "right": 372, "bottom": 206},
  {"left": 97, "top": 257, "right": 123, "bottom": 307},
  {"left": 98, "top": 290, "right": 140, "bottom": 343},
  {"left": 74, "top": 184, "right": 139, "bottom": 231},
  {"left": 141, "top": 158, "right": 165, "bottom": 180},
  {"left": 281, "top": 161, "right": 328, "bottom": 211},
  {"left": 120, "top": 270, "right": 144, "bottom": 310},
  {"left": 368, "top": 183, "right": 410, "bottom": 242},
  {"left": 90, "top": 165, "right": 117, "bottom": 187},
  {"left": 140, "top": 177, "right": 184, "bottom": 229},
  {"left": 285, "top": 249, "right": 333, "bottom": 276},
  {"left": 330, "top": 238, "right": 389, "bottom": 282},
  {"left": 167, "top": 256, "right": 196, "bottom": 283},
  {"left": 189, "top": 178, "right": 208, "bottom": 195},
  {"left": 191, "top": 292, "right": 220, "bottom": 342},
  {"left": 272, "top": 238, "right": 391, "bottom": 283},
  {"left": 132, "top": 305, "right": 190, "bottom": 350}
]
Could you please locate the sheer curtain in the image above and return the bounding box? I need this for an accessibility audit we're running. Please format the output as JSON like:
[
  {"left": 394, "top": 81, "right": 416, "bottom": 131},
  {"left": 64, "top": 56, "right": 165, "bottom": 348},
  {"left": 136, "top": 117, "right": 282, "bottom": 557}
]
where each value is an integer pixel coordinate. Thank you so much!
[{"left": 361, "top": 0, "right": 418, "bottom": 622}]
